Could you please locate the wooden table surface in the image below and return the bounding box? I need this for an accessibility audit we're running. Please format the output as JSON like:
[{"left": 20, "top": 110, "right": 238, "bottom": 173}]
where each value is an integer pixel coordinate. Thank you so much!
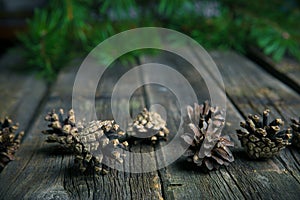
[{"left": 0, "top": 47, "right": 299, "bottom": 200}]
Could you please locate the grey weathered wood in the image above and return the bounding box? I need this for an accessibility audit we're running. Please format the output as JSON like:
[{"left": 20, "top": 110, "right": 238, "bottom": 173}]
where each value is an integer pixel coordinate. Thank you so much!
[
  {"left": 0, "top": 48, "right": 47, "bottom": 175},
  {"left": 1, "top": 46, "right": 300, "bottom": 200},
  {"left": 209, "top": 51, "right": 300, "bottom": 199},
  {"left": 0, "top": 48, "right": 47, "bottom": 132},
  {"left": 97, "top": 62, "right": 163, "bottom": 199},
  {"left": 141, "top": 50, "right": 242, "bottom": 144},
  {"left": 248, "top": 46, "right": 300, "bottom": 93},
  {"left": 0, "top": 57, "right": 164, "bottom": 199},
  {"left": 140, "top": 51, "right": 245, "bottom": 200},
  {"left": 0, "top": 60, "right": 81, "bottom": 200},
  {"left": 92, "top": 64, "right": 163, "bottom": 200}
]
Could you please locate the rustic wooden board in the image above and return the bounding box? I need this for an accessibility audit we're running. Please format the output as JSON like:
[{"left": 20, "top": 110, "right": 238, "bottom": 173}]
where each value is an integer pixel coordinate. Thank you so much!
[
  {"left": 0, "top": 48, "right": 47, "bottom": 176},
  {"left": 0, "top": 57, "right": 164, "bottom": 199},
  {"left": 92, "top": 63, "right": 164, "bottom": 200},
  {"left": 0, "top": 61, "right": 81, "bottom": 199},
  {"left": 1, "top": 46, "right": 300, "bottom": 200},
  {"left": 209, "top": 51, "right": 300, "bottom": 199},
  {"left": 140, "top": 51, "right": 245, "bottom": 199},
  {"left": 248, "top": 46, "right": 300, "bottom": 94},
  {"left": 0, "top": 48, "right": 47, "bottom": 132}
]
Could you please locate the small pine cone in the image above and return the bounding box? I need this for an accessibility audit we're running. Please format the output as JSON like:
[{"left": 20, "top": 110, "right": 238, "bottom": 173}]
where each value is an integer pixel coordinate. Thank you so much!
[
  {"left": 237, "top": 109, "right": 292, "bottom": 159},
  {"left": 42, "top": 109, "right": 78, "bottom": 148},
  {"left": 291, "top": 117, "right": 300, "bottom": 148},
  {"left": 181, "top": 101, "right": 234, "bottom": 171},
  {"left": 127, "top": 108, "right": 170, "bottom": 144},
  {"left": 0, "top": 117, "right": 24, "bottom": 170},
  {"left": 42, "top": 109, "right": 128, "bottom": 174},
  {"left": 74, "top": 120, "right": 128, "bottom": 174}
]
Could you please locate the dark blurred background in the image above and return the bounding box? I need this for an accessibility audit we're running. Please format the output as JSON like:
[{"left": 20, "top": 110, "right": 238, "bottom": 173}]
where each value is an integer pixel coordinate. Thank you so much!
[
  {"left": 0, "top": 0, "right": 46, "bottom": 52},
  {"left": 0, "top": 0, "right": 299, "bottom": 80}
]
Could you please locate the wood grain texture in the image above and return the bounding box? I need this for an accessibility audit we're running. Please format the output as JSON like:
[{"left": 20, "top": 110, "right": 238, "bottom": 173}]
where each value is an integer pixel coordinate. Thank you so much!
[
  {"left": 140, "top": 51, "right": 245, "bottom": 200},
  {"left": 0, "top": 61, "right": 81, "bottom": 200},
  {"left": 0, "top": 48, "right": 47, "bottom": 132},
  {"left": 0, "top": 48, "right": 47, "bottom": 177},
  {"left": 248, "top": 46, "right": 300, "bottom": 93},
  {"left": 0, "top": 57, "right": 164, "bottom": 199},
  {"left": 1, "top": 47, "right": 300, "bottom": 200},
  {"left": 209, "top": 51, "right": 300, "bottom": 199}
]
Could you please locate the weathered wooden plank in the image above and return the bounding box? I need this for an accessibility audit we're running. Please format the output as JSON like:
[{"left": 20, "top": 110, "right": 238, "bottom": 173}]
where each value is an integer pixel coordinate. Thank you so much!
[
  {"left": 140, "top": 50, "right": 241, "bottom": 144},
  {"left": 0, "top": 57, "right": 164, "bottom": 199},
  {"left": 0, "top": 61, "right": 81, "bottom": 199},
  {"left": 209, "top": 51, "right": 300, "bottom": 199},
  {"left": 94, "top": 61, "right": 163, "bottom": 199},
  {"left": 248, "top": 46, "right": 300, "bottom": 93},
  {"left": 2, "top": 45, "right": 300, "bottom": 200},
  {"left": 0, "top": 48, "right": 47, "bottom": 132},
  {"left": 91, "top": 66, "right": 163, "bottom": 200},
  {"left": 0, "top": 48, "right": 47, "bottom": 176},
  {"left": 140, "top": 51, "right": 245, "bottom": 200}
]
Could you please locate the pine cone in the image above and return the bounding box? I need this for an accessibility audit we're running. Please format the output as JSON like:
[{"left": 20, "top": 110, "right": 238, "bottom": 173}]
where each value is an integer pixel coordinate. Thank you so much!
[
  {"left": 42, "top": 109, "right": 127, "bottom": 174},
  {"left": 127, "top": 108, "right": 169, "bottom": 144},
  {"left": 74, "top": 120, "right": 128, "bottom": 174},
  {"left": 237, "top": 109, "right": 292, "bottom": 159},
  {"left": 291, "top": 117, "right": 300, "bottom": 148},
  {"left": 0, "top": 117, "right": 24, "bottom": 170},
  {"left": 42, "top": 109, "right": 78, "bottom": 148},
  {"left": 181, "top": 101, "right": 234, "bottom": 171}
]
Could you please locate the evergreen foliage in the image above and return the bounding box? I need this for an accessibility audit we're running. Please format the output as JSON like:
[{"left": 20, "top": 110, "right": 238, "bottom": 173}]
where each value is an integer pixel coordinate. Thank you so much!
[{"left": 18, "top": 0, "right": 300, "bottom": 80}]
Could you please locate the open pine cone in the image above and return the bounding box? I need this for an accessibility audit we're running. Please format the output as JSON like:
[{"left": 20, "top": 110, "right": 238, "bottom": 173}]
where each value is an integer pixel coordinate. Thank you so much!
[
  {"left": 42, "top": 109, "right": 127, "bottom": 174},
  {"left": 74, "top": 120, "right": 128, "bottom": 174},
  {"left": 291, "top": 117, "right": 300, "bottom": 148},
  {"left": 0, "top": 117, "right": 24, "bottom": 170},
  {"left": 181, "top": 101, "right": 234, "bottom": 171},
  {"left": 237, "top": 109, "right": 292, "bottom": 159},
  {"left": 127, "top": 108, "right": 169, "bottom": 144},
  {"left": 42, "top": 109, "right": 78, "bottom": 148}
]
